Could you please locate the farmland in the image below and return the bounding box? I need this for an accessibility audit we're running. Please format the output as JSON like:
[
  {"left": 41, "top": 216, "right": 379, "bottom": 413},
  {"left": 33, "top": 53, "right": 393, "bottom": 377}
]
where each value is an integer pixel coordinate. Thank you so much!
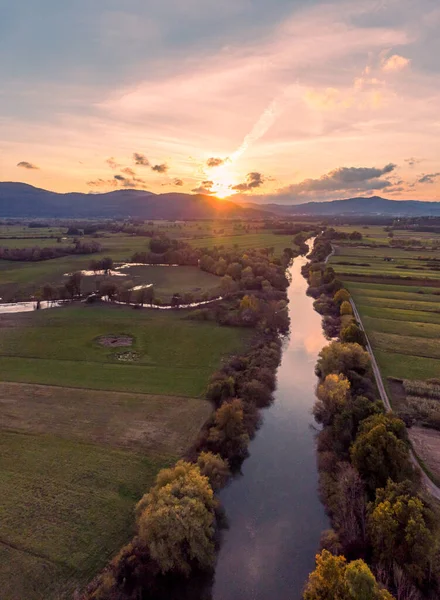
[
  {"left": 0, "top": 221, "right": 301, "bottom": 301},
  {"left": 328, "top": 223, "right": 440, "bottom": 480},
  {"left": 0, "top": 304, "right": 250, "bottom": 598}
]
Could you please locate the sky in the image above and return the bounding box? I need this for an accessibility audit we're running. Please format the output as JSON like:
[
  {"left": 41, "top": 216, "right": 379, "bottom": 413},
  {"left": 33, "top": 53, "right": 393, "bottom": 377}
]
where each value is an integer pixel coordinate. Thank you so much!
[{"left": 1, "top": 0, "right": 440, "bottom": 204}]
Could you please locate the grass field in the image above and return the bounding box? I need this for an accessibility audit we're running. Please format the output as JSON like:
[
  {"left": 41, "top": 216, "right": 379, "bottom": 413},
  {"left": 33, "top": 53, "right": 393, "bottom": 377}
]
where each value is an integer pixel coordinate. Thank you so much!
[
  {"left": 192, "top": 232, "right": 297, "bottom": 254},
  {"left": 0, "top": 305, "right": 250, "bottom": 396},
  {"left": 0, "top": 303, "right": 251, "bottom": 598},
  {"left": 329, "top": 233, "right": 440, "bottom": 384}
]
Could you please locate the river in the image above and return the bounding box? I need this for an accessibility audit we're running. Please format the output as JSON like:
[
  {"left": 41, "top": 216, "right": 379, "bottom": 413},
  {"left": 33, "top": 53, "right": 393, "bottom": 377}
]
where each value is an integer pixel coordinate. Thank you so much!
[{"left": 212, "top": 244, "right": 329, "bottom": 600}]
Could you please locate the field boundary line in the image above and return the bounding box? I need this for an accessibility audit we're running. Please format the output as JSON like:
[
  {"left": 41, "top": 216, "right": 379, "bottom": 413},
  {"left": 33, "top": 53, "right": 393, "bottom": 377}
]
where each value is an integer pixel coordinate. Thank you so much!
[{"left": 350, "top": 298, "right": 440, "bottom": 501}]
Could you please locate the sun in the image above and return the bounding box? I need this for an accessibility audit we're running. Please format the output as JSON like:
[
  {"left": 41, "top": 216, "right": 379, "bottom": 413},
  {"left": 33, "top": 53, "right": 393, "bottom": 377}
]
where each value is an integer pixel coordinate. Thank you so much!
[{"left": 210, "top": 165, "right": 236, "bottom": 199}]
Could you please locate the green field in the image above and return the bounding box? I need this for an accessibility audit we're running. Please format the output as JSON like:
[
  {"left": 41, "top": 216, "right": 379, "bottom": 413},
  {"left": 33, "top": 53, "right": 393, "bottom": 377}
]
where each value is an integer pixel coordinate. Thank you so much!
[
  {"left": 0, "top": 305, "right": 249, "bottom": 396},
  {"left": 192, "top": 232, "right": 297, "bottom": 254},
  {"left": 329, "top": 234, "right": 440, "bottom": 384}
]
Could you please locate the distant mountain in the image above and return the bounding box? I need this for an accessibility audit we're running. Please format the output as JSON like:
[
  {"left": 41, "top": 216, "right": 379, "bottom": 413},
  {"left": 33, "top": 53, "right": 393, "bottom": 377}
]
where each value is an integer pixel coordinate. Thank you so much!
[
  {"left": 0, "top": 183, "right": 270, "bottom": 219},
  {"left": 2, "top": 185, "right": 439, "bottom": 219},
  {"left": 243, "top": 196, "right": 440, "bottom": 217}
]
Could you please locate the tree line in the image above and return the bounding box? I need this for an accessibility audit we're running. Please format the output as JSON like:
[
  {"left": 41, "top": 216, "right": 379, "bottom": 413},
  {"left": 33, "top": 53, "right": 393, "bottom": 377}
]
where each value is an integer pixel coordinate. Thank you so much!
[
  {"left": 302, "top": 233, "right": 439, "bottom": 600},
  {"left": 0, "top": 240, "right": 101, "bottom": 262}
]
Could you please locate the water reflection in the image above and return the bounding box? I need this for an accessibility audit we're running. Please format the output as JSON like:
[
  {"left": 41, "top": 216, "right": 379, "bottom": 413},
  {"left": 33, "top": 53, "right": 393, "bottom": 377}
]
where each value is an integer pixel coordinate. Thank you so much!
[{"left": 212, "top": 245, "right": 329, "bottom": 600}]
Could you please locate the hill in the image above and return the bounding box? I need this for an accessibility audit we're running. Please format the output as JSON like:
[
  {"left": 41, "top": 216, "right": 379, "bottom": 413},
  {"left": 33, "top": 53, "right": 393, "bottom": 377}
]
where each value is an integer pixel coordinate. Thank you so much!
[
  {"left": 0, "top": 183, "right": 270, "bottom": 219},
  {"left": 249, "top": 196, "right": 440, "bottom": 217}
]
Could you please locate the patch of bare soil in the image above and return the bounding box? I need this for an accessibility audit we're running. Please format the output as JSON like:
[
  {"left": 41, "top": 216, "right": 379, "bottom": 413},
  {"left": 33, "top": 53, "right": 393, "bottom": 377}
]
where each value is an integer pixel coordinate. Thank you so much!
[
  {"left": 97, "top": 334, "right": 133, "bottom": 347},
  {"left": 409, "top": 426, "right": 440, "bottom": 481},
  {"left": 387, "top": 377, "right": 407, "bottom": 413}
]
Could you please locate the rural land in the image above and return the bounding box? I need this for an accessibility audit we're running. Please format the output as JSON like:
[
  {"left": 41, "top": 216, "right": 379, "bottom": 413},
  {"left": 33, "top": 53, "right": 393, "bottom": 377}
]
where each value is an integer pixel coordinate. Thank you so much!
[{"left": 0, "top": 196, "right": 440, "bottom": 600}]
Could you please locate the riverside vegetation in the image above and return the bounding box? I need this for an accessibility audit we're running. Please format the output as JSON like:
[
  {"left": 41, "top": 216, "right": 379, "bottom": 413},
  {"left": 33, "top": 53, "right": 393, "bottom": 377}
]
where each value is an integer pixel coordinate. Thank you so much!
[
  {"left": 78, "top": 240, "right": 296, "bottom": 600},
  {"left": 302, "top": 233, "right": 440, "bottom": 600}
]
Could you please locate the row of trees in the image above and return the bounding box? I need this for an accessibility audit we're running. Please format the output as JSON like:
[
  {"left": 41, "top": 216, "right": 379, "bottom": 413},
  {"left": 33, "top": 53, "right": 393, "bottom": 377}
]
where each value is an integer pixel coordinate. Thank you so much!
[
  {"left": 304, "top": 235, "right": 439, "bottom": 600},
  {"left": 0, "top": 240, "right": 101, "bottom": 262}
]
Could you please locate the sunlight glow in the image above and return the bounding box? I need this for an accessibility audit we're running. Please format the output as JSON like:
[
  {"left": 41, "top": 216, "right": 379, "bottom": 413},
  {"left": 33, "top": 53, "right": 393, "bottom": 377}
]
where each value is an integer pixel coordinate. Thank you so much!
[{"left": 210, "top": 165, "right": 237, "bottom": 198}]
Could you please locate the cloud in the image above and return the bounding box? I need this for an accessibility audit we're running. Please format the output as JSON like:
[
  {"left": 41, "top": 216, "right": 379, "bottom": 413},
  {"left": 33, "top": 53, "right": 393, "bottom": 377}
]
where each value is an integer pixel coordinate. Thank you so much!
[
  {"left": 17, "top": 161, "right": 39, "bottom": 170},
  {"left": 277, "top": 164, "right": 397, "bottom": 198},
  {"left": 152, "top": 163, "right": 169, "bottom": 173},
  {"left": 381, "top": 54, "right": 411, "bottom": 72},
  {"left": 121, "top": 167, "right": 136, "bottom": 176},
  {"left": 192, "top": 180, "right": 215, "bottom": 194},
  {"left": 87, "top": 178, "right": 117, "bottom": 188},
  {"left": 207, "top": 157, "right": 227, "bottom": 168},
  {"left": 232, "top": 172, "right": 265, "bottom": 192},
  {"left": 106, "top": 157, "right": 120, "bottom": 169},
  {"left": 418, "top": 172, "right": 440, "bottom": 184},
  {"left": 405, "top": 157, "right": 423, "bottom": 167},
  {"left": 114, "top": 173, "right": 148, "bottom": 189},
  {"left": 173, "top": 178, "right": 184, "bottom": 186},
  {"left": 133, "top": 152, "right": 150, "bottom": 166}
]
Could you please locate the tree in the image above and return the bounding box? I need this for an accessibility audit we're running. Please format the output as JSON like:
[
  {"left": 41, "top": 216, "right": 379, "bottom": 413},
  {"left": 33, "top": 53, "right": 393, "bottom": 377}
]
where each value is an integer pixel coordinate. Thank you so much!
[
  {"left": 41, "top": 283, "right": 57, "bottom": 303},
  {"left": 240, "top": 294, "right": 259, "bottom": 312},
  {"left": 136, "top": 461, "right": 215, "bottom": 575},
  {"left": 220, "top": 274, "right": 236, "bottom": 294},
  {"left": 206, "top": 375, "right": 235, "bottom": 406},
  {"left": 334, "top": 289, "right": 351, "bottom": 305},
  {"left": 99, "top": 280, "right": 119, "bottom": 301},
  {"left": 135, "top": 285, "right": 154, "bottom": 306},
  {"left": 101, "top": 257, "right": 114, "bottom": 275},
  {"left": 226, "top": 262, "right": 242, "bottom": 280},
  {"left": 182, "top": 292, "right": 194, "bottom": 305},
  {"left": 207, "top": 398, "right": 250, "bottom": 462},
  {"left": 241, "top": 379, "right": 272, "bottom": 408},
  {"left": 340, "top": 301, "right": 353, "bottom": 316},
  {"left": 316, "top": 342, "right": 371, "bottom": 381},
  {"left": 197, "top": 451, "right": 230, "bottom": 491},
  {"left": 340, "top": 323, "right": 366, "bottom": 346},
  {"left": 309, "top": 270, "right": 322, "bottom": 288},
  {"left": 215, "top": 257, "right": 228, "bottom": 277},
  {"left": 314, "top": 373, "right": 351, "bottom": 426},
  {"left": 350, "top": 414, "right": 413, "bottom": 494},
  {"left": 303, "top": 550, "right": 393, "bottom": 600},
  {"left": 64, "top": 271, "right": 82, "bottom": 298},
  {"left": 368, "top": 480, "right": 435, "bottom": 585}
]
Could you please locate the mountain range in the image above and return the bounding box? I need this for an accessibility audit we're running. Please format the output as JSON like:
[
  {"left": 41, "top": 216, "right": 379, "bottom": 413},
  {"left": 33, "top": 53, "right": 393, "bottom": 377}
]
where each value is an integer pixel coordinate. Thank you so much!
[{"left": 1, "top": 183, "right": 440, "bottom": 219}]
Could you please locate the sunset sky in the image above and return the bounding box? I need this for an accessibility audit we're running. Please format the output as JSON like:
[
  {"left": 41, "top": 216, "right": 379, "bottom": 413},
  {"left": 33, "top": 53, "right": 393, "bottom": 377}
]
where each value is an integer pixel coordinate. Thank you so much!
[{"left": 1, "top": 0, "right": 440, "bottom": 203}]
